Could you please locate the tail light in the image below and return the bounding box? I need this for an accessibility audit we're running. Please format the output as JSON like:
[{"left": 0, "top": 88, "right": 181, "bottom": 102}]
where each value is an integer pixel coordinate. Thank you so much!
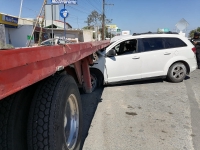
[{"left": 192, "top": 47, "right": 196, "bottom": 53}]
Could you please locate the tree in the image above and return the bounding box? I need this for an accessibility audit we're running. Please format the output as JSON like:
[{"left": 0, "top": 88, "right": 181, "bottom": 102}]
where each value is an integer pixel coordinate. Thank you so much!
[
  {"left": 84, "top": 10, "right": 102, "bottom": 27},
  {"left": 189, "top": 27, "right": 200, "bottom": 38},
  {"left": 84, "top": 10, "right": 112, "bottom": 29},
  {"left": 84, "top": 10, "right": 113, "bottom": 39}
]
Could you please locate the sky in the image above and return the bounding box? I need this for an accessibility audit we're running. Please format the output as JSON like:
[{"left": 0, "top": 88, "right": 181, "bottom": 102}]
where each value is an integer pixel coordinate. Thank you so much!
[{"left": 0, "top": 0, "right": 200, "bottom": 36}]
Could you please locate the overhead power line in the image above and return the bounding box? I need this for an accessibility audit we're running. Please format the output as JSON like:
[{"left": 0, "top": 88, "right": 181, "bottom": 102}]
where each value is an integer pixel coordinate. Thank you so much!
[
  {"left": 71, "top": 3, "right": 94, "bottom": 13},
  {"left": 85, "top": 0, "right": 102, "bottom": 13},
  {"left": 67, "top": 5, "right": 91, "bottom": 15}
]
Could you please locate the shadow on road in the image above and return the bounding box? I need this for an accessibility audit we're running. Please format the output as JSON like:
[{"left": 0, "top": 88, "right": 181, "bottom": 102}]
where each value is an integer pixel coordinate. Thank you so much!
[
  {"left": 184, "top": 76, "right": 190, "bottom": 80},
  {"left": 107, "top": 75, "right": 191, "bottom": 87},
  {"left": 80, "top": 87, "right": 104, "bottom": 149},
  {"left": 107, "top": 78, "right": 164, "bottom": 87}
]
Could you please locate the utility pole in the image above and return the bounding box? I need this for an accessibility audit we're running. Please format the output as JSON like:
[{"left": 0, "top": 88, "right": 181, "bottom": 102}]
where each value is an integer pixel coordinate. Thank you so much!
[
  {"left": 102, "top": 0, "right": 114, "bottom": 40},
  {"left": 77, "top": 17, "right": 79, "bottom": 29},
  {"left": 102, "top": 0, "right": 105, "bottom": 40},
  {"left": 19, "top": 0, "right": 23, "bottom": 18}
]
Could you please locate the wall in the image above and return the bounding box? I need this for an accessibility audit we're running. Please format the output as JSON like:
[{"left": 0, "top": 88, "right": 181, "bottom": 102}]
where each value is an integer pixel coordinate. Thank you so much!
[
  {"left": 5, "top": 25, "right": 33, "bottom": 47},
  {"left": 82, "top": 30, "right": 93, "bottom": 42},
  {"left": 18, "top": 18, "right": 34, "bottom": 25},
  {"left": 44, "top": 20, "right": 71, "bottom": 29},
  {"left": 45, "top": 29, "right": 93, "bottom": 42},
  {"left": 0, "top": 24, "right": 6, "bottom": 47},
  {"left": 122, "top": 30, "right": 130, "bottom": 35},
  {"left": 4, "top": 26, "right": 95, "bottom": 47}
]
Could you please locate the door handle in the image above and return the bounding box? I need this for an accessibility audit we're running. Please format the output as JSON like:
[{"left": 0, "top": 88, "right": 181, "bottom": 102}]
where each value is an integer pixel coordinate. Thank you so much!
[
  {"left": 132, "top": 56, "right": 140, "bottom": 59},
  {"left": 164, "top": 52, "right": 171, "bottom": 55}
]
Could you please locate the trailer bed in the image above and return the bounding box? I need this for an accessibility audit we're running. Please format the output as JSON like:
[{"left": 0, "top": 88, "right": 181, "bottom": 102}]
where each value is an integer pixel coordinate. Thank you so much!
[{"left": 0, "top": 41, "right": 109, "bottom": 100}]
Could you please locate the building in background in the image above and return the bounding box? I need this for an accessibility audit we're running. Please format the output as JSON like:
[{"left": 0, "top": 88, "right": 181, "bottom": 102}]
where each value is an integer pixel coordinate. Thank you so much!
[
  {"left": 0, "top": 24, "right": 6, "bottom": 48},
  {"left": 0, "top": 13, "right": 48, "bottom": 47},
  {"left": 0, "top": 13, "right": 19, "bottom": 46},
  {"left": 122, "top": 30, "right": 131, "bottom": 35},
  {"left": 0, "top": 9, "right": 94, "bottom": 48}
]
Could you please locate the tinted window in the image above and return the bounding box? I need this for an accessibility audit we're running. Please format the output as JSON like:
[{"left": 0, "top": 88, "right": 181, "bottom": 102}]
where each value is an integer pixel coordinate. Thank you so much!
[
  {"left": 163, "top": 38, "right": 187, "bottom": 48},
  {"left": 142, "top": 38, "right": 164, "bottom": 52},
  {"left": 113, "top": 39, "right": 137, "bottom": 55}
]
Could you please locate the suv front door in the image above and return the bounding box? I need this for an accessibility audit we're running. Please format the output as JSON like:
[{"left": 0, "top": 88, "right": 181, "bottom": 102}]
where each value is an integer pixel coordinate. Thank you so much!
[{"left": 105, "top": 39, "right": 142, "bottom": 83}]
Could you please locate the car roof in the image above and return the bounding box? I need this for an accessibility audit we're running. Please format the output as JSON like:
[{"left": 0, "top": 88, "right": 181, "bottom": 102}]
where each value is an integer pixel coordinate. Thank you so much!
[
  {"left": 114, "top": 33, "right": 186, "bottom": 42},
  {"left": 111, "top": 32, "right": 180, "bottom": 42},
  {"left": 107, "top": 33, "right": 192, "bottom": 50}
]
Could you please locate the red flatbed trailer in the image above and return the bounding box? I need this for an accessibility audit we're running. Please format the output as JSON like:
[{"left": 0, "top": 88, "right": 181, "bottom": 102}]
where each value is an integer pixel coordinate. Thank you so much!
[{"left": 0, "top": 40, "right": 109, "bottom": 150}]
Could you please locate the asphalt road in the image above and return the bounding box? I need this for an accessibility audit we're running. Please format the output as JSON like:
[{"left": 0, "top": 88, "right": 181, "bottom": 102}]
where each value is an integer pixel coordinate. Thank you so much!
[{"left": 80, "top": 70, "right": 200, "bottom": 150}]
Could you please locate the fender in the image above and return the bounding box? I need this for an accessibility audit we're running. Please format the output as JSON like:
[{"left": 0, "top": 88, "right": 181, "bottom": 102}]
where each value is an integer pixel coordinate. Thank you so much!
[
  {"left": 164, "top": 56, "right": 190, "bottom": 74},
  {"left": 90, "top": 53, "right": 109, "bottom": 84}
]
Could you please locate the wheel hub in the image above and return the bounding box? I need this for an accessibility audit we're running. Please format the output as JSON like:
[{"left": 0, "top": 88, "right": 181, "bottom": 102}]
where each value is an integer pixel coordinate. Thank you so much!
[
  {"left": 64, "top": 94, "right": 79, "bottom": 149},
  {"left": 91, "top": 74, "right": 97, "bottom": 91},
  {"left": 172, "top": 66, "right": 184, "bottom": 79}
]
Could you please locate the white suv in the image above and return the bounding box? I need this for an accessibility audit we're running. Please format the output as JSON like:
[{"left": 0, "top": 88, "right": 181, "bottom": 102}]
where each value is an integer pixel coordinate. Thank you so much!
[{"left": 90, "top": 33, "right": 197, "bottom": 90}]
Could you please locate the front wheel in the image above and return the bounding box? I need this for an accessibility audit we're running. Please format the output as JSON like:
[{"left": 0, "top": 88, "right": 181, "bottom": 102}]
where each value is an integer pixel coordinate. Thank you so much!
[
  {"left": 27, "top": 75, "right": 82, "bottom": 150},
  {"left": 167, "top": 62, "right": 187, "bottom": 83},
  {"left": 90, "top": 69, "right": 103, "bottom": 92}
]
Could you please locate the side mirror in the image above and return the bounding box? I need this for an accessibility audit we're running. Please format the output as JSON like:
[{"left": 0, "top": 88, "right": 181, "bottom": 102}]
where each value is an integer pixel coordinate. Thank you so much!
[
  {"left": 106, "top": 49, "right": 116, "bottom": 57},
  {"left": 57, "top": 39, "right": 60, "bottom": 44}
]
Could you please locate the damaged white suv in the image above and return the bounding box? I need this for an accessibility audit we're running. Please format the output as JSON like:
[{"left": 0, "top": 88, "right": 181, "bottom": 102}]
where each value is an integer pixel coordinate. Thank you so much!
[{"left": 90, "top": 32, "right": 197, "bottom": 90}]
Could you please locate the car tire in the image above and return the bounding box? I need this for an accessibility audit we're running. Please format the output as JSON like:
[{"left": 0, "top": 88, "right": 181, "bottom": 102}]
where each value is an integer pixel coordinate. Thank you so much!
[
  {"left": 90, "top": 68, "right": 103, "bottom": 92},
  {"left": 27, "top": 75, "right": 82, "bottom": 150},
  {"left": 167, "top": 62, "right": 187, "bottom": 83}
]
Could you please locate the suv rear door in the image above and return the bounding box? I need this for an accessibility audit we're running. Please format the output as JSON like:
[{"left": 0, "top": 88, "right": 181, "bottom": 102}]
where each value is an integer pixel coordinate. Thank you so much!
[{"left": 138, "top": 37, "right": 176, "bottom": 78}]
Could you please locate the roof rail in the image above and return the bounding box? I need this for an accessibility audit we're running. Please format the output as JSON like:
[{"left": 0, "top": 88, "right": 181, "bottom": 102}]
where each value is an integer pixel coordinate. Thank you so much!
[{"left": 132, "top": 31, "right": 178, "bottom": 36}]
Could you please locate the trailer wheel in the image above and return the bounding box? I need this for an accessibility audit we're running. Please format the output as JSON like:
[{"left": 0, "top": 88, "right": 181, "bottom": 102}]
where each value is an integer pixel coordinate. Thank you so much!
[
  {"left": 0, "top": 86, "right": 36, "bottom": 150},
  {"left": 27, "top": 75, "right": 82, "bottom": 150}
]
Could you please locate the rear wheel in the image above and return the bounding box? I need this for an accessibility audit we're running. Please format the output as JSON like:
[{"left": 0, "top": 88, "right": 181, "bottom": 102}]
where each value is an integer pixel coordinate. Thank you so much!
[
  {"left": 27, "top": 75, "right": 82, "bottom": 150},
  {"left": 167, "top": 62, "right": 187, "bottom": 83}
]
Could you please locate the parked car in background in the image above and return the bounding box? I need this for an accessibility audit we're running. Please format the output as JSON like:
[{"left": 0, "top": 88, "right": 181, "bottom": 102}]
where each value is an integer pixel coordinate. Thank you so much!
[
  {"left": 41, "top": 38, "right": 74, "bottom": 46},
  {"left": 89, "top": 32, "right": 197, "bottom": 90}
]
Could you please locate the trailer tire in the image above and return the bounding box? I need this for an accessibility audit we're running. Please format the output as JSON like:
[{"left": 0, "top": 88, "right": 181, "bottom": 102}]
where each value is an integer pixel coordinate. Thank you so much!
[
  {"left": 0, "top": 86, "right": 36, "bottom": 150},
  {"left": 27, "top": 75, "right": 82, "bottom": 150}
]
